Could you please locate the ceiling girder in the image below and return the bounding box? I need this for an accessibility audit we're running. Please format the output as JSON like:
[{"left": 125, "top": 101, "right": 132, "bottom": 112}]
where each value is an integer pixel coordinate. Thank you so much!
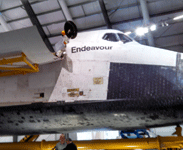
[
  {"left": 7, "top": 1, "right": 183, "bottom": 28},
  {"left": 139, "top": 0, "right": 154, "bottom": 46},
  {"left": 98, "top": 0, "right": 112, "bottom": 29},
  {"left": 21, "top": 0, "right": 54, "bottom": 53}
]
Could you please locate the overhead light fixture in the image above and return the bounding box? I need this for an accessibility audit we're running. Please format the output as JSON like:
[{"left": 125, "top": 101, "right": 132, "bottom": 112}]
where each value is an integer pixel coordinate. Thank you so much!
[
  {"left": 124, "top": 31, "right": 132, "bottom": 35},
  {"left": 161, "top": 22, "right": 165, "bottom": 27},
  {"left": 143, "top": 27, "right": 149, "bottom": 33},
  {"left": 173, "top": 14, "right": 183, "bottom": 20},
  {"left": 135, "top": 27, "right": 148, "bottom": 36},
  {"left": 150, "top": 24, "right": 157, "bottom": 31},
  {"left": 165, "top": 22, "right": 169, "bottom": 26}
]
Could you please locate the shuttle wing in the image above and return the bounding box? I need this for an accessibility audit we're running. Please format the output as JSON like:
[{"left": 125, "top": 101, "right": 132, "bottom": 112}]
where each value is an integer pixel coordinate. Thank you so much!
[{"left": 0, "top": 98, "right": 182, "bottom": 135}]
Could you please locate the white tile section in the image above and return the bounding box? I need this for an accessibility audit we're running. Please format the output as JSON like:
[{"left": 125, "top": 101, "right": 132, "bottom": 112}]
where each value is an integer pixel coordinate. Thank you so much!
[{"left": 29, "top": 72, "right": 56, "bottom": 88}]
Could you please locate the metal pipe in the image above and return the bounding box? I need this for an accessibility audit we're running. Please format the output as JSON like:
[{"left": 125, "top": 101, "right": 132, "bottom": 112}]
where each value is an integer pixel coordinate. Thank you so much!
[
  {"left": 0, "top": 137, "right": 183, "bottom": 150},
  {"left": 139, "top": 0, "right": 155, "bottom": 46},
  {"left": 58, "top": 0, "right": 73, "bottom": 21},
  {"left": 0, "top": 12, "right": 11, "bottom": 31}
]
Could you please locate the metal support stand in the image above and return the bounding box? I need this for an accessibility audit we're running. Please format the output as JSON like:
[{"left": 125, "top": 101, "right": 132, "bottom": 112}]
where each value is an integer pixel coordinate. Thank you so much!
[
  {"left": 19, "top": 135, "right": 39, "bottom": 142},
  {"left": 0, "top": 52, "right": 39, "bottom": 77},
  {"left": 13, "top": 135, "right": 18, "bottom": 143}
]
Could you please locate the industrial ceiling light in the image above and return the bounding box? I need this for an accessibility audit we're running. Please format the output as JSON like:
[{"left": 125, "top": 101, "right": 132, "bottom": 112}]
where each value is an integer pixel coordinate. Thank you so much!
[
  {"left": 161, "top": 22, "right": 165, "bottom": 27},
  {"left": 124, "top": 31, "right": 132, "bottom": 35},
  {"left": 135, "top": 27, "right": 148, "bottom": 36},
  {"left": 173, "top": 14, "right": 183, "bottom": 20},
  {"left": 150, "top": 24, "right": 157, "bottom": 31},
  {"left": 165, "top": 22, "right": 169, "bottom": 26},
  {"left": 143, "top": 27, "right": 149, "bottom": 33}
]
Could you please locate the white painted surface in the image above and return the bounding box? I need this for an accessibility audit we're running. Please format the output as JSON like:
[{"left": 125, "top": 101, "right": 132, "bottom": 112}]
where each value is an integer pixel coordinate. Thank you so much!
[
  {"left": 49, "top": 29, "right": 178, "bottom": 102},
  {"left": 0, "top": 28, "right": 179, "bottom": 105}
]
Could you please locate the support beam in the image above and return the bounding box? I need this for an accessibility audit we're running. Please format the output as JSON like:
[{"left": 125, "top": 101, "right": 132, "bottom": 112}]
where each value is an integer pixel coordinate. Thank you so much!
[
  {"left": 140, "top": 0, "right": 155, "bottom": 46},
  {"left": 20, "top": 0, "right": 54, "bottom": 52},
  {"left": 0, "top": 12, "right": 11, "bottom": 31},
  {"left": 98, "top": 0, "right": 112, "bottom": 29},
  {"left": 19, "top": 135, "right": 39, "bottom": 142},
  {"left": 69, "top": 133, "right": 77, "bottom": 141},
  {"left": 65, "top": 133, "right": 69, "bottom": 139},
  {"left": 58, "top": 0, "right": 73, "bottom": 21},
  {"left": 13, "top": 135, "right": 18, "bottom": 143},
  {"left": 0, "top": 52, "right": 39, "bottom": 77}
]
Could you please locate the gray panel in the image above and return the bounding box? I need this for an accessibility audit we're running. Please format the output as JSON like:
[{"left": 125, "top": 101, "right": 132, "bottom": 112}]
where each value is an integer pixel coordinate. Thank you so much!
[
  {"left": 104, "top": 0, "right": 137, "bottom": 10},
  {"left": 82, "top": 1, "right": 101, "bottom": 15},
  {"left": 66, "top": 0, "right": 90, "bottom": 6},
  {"left": 148, "top": 0, "right": 183, "bottom": 15},
  {"left": 155, "top": 34, "right": 183, "bottom": 47},
  {"left": 161, "top": 45, "right": 183, "bottom": 53},
  {"left": 0, "top": 1, "right": 21, "bottom": 10},
  {"left": 69, "top": 6, "right": 84, "bottom": 18},
  {"left": 109, "top": 6, "right": 140, "bottom": 23},
  {"left": 8, "top": 18, "right": 32, "bottom": 30},
  {"left": 31, "top": 0, "right": 60, "bottom": 14},
  {"left": 2, "top": 7, "right": 27, "bottom": 21},
  {"left": 154, "top": 22, "right": 183, "bottom": 37},
  {"left": 37, "top": 11, "right": 65, "bottom": 25},
  {"left": 74, "top": 14, "right": 105, "bottom": 29},
  {"left": 0, "top": 26, "right": 55, "bottom": 64}
]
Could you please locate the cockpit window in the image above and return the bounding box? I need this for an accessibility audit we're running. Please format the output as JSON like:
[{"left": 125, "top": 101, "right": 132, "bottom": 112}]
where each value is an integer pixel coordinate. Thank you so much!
[
  {"left": 102, "top": 33, "right": 118, "bottom": 42},
  {"left": 118, "top": 33, "right": 132, "bottom": 43}
]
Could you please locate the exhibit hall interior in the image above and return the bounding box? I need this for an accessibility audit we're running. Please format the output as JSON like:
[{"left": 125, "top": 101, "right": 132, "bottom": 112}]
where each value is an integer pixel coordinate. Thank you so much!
[{"left": 0, "top": 0, "right": 183, "bottom": 149}]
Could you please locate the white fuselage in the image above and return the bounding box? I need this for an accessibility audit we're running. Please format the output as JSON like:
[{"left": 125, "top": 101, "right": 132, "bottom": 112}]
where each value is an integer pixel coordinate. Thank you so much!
[{"left": 0, "top": 29, "right": 179, "bottom": 106}]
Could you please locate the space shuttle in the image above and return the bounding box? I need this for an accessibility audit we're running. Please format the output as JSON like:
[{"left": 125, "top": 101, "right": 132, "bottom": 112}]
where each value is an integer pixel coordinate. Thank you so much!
[{"left": 0, "top": 21, "right": 183, "bottom": 135}]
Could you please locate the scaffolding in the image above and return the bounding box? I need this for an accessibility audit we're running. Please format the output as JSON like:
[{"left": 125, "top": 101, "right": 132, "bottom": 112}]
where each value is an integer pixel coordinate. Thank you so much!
[{"left": 0, "top": 51, "right": 39, "bottom": 77}]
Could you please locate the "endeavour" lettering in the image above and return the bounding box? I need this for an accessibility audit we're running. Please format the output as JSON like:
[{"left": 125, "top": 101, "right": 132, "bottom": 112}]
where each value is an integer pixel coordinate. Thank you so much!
[{"left": 71, "top": 46, "right": 112, "bottom": 53}]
